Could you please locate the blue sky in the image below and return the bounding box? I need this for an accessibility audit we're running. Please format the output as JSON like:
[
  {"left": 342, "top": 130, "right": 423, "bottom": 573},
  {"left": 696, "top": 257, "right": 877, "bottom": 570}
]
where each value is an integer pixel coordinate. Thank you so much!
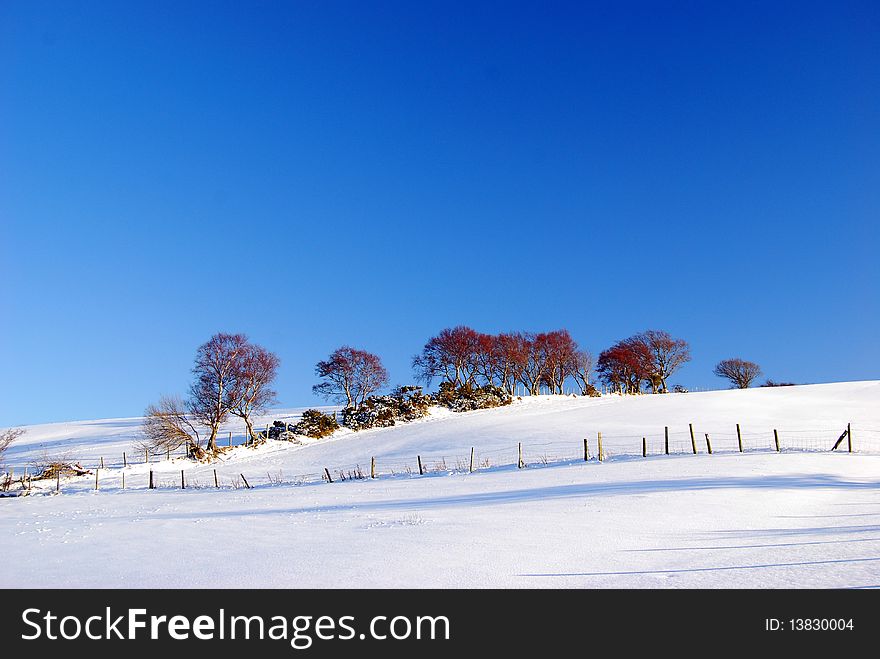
[{"left": 1, "top": 1, "right": 878, "bottom": 426}]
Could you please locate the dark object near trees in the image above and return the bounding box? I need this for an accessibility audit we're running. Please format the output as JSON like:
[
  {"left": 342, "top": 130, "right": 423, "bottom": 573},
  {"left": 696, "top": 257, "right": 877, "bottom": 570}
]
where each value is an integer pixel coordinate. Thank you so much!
[
  {"left": 435, "top": 382, "right": 512, "bottom": 412},
  {"left": 673, "top": 384, "right": 689, "bottom": 393},
  {"left": 33, "top": 460, "right": 91, "bottom": 480},
  {"left": 341, "top": 386, "right": 434, "bottom": 431},
  {"left": 714, "top": 358, "right": 762, "bottom": 389},
  {"left": 293, "top": 410, "right": 340, "bottom": 438},
  {"left": 268, "top": 420, "right": 300, "bottom": 442},
  {"left": 761, "top": 380, "right": 797, "bottom": 387},
  {"left": 582, "top": 383, "right": 602, "bottom": 397}
]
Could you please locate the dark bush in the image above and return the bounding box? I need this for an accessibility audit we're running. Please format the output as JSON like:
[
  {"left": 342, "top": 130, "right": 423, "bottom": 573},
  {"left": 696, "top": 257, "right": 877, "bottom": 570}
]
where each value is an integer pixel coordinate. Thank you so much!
[
  {"left": 341, "top": 385, "right": 434, "bottom": 431},
  {"left": 268, "top": 420, "right": 299, "bottom": 441},
  {"left": 673, "top": 384, "right": 689, "bottom": 393},
  {"left": 293, "top": 409, "right": 340, "bottom": 438},
  {"left": 582, "top": 383, "right": 602, "bottom": 397},
  {"left": 760, "top": 380, "right": 796, "bottom": 387},
  {"left": 435, "top": 382, "right": 512, "bottom": 412}
]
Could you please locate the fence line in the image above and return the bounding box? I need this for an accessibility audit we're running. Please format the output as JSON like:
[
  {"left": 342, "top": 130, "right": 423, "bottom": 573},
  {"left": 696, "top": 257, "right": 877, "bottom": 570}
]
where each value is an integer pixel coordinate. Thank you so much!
[{"left": 3, "top": 422, "right": 877, "bottom": 495}]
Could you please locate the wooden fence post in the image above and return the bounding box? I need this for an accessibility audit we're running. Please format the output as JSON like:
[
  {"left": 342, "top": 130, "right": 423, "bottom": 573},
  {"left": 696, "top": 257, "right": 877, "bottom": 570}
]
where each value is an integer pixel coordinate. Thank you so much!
[
  {"left": 469, "top": 447, "right": 475, "bottom": 473},
  {"left": 689, "top": 423, "right": 697, "bottom": 454},
  {"left": 664, "top": 426, "right": 669, "bottom": 455},
  {"left": 583, "top": 438, "right": 589, "bottom": 462},
  {"left": 642, "top": 437, "right": 647, "bottom": 458},
  {"left": 166, "top": 448, "right": 170, "bottom": 461},
  {"left": 95, "top": 469, "right": 99, "bottom": 491},
  {"left": 371, "top": 456, "right": 376, "bottom": 479},
  {"left": 324, "top": 468, "right": 333, "bottom": 483},
  {"left": 705, "top": 433, "right": 712, "bottom": 455},
  {"left": 121, "top": 472, "right": 125, "bottom": 490},
  {"left": 181, "top": 470, "right": 185, "bottom": 489},
  {"left": 229, "top": 432, "right": 232, "bottom": 448},
  {"left": 518, "top": 443, "right": 524, "bottom": 469},
  {"left": 774, "top": 429, "right": 780, "bottom": 452},
  {"left": 598, "top": 432, "right": 604, "bottom": 462},
  {"left": 123, "top": 452, "right": 127, "bottom": 467},
  {"left": 736, "top": 423, "right": 743, "bottom": 453},
  {"left": 241, "top": 474, "right": 251, "bottom": 489},
  {"left": 848, "top": 422, "right": 852, "bottom": 453},
  {"left": 213, "top": 469, "right": 219, "bottom": 488},
  {"left": 56, "top": 471, "right": 61, "bottom": 493},
  {"left": 417, "top": 455, "right": 424, "bottom": 476},
  {"left": 149, "top": 470, "right": 154, "bottom": 489},
  {"left": 100, "top": 456, "right": 105, "bottom": 469}
]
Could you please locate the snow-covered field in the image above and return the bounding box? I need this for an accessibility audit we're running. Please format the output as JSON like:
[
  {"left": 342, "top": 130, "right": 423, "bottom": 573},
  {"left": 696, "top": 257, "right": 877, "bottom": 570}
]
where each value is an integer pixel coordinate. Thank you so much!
[{"left": 2, "top": 381, "right": 879, "bottom": 588}]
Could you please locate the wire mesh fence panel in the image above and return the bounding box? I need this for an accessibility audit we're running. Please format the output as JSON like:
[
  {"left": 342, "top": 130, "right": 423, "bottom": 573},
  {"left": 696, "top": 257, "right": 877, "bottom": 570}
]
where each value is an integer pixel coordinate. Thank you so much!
[{"left": 7, "top": 422, "right": 877, "bottom": 496}]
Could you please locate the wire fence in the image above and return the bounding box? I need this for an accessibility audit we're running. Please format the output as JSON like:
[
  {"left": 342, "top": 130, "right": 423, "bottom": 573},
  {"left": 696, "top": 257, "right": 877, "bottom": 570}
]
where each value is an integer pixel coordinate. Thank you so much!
[{"left": 3, "top": 423, "right": 878, "bottom": 495}]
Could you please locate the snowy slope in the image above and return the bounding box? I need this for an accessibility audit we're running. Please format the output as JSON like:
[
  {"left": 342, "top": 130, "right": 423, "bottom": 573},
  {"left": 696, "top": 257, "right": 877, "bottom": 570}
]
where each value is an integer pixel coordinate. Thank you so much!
[{"left": 2, "top": 381, "right": 879, "bottom": 588}]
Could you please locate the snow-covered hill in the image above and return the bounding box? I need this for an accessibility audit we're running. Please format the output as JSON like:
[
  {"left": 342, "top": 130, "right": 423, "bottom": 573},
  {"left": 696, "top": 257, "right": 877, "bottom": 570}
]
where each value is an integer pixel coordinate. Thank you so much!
[{"left": 2, "top": 381, "right": 879, "bottom": 588}]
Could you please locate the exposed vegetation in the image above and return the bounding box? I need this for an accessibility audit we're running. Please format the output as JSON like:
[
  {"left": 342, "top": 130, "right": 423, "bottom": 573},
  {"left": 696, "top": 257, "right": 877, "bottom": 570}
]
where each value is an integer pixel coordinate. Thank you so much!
[{"left": 293, "top": 409, "right": 340, "bottom": 438}]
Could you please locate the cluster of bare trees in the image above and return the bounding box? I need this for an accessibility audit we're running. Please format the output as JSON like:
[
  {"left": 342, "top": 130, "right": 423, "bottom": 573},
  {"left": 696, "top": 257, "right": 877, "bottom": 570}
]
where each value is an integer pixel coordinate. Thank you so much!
[
  {"left": 596, "top": 330, "right": 691, "bottom": 394},
  {"left": 412, "top": 326, "right": 594, "bottom": 396},
  {"left": 142, "top": 333, "right": 279, "bottom": 456},
  {"left": 138, "top": 326, "right": 776, "bottom": 462}
]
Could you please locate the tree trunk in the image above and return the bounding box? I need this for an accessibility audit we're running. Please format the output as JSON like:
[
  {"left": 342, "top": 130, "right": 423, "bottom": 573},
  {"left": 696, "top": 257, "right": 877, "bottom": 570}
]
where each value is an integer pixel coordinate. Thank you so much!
[{"left": 206, "top": 426, "right": 218, "bottom": 453}]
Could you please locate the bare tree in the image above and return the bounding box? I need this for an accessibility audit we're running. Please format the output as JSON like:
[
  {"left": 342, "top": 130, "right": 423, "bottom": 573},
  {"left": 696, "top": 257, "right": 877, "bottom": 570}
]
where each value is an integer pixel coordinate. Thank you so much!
[
  {"left": 568, "top": 349, "right": 594, "bottom": 395},
  {"left": 189, "top": 333, "right": 249, "bottom": 452},
  {"left": 412, "top": 326, "right": 481, "bottom": 388},
  {"left": 141, "top": 395, "right": 203, "bottom": 457},
  {"left": 228, "top": 343, "right": 280, "bottom": 442},
  {"left": 539, "top": 329, "right": 579, "bottom": 394},
  {"left": 473, "top": 333, "right": 500, "bottom": 387},
  {"left": 636, "top": 330, "right": 691, "bottom": 394},
  {"left": 0, "top": 427, "right": 25, "bottom": 467},
  {"left": 494, "top": 332, "right": 527, "bottom": 395},
  {"left": 597, "top": 339, "right": 651, "bottom": 394},
  {"left": 314, "top": 346, "right": 389, "bottom": 409},
  {"left": 514, "top": 332, "right": 546, "bottom": 396},
  {"left": 714, "top": 358, "right": 762, "bottom": 389}
]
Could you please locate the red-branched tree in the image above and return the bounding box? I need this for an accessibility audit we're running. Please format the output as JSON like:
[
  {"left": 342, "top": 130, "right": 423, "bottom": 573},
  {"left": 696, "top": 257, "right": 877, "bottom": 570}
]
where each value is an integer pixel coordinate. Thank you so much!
[
  {"left": 415, "top": 327, "right": 596, "bottom": 397},
  {"left": 228, "top": 343, "right": 280, "bottom": 442},
  {"left": 494, "top": 332, "right": 528, "bottom": 395},
  {"left": 538, "top": 329, "right": 579, "bottom": 394},
  {"left": 412, "top": 326, "right": 482, "bottom": 388},
  {"left": 596, "top": 338, "right": 652, "bottom": 394},
  {"left": 474, "top": 333, "right": 500, "bottom": 387},
  {"left": 314, "top": 346, "right": 389, "bottom": 410}
]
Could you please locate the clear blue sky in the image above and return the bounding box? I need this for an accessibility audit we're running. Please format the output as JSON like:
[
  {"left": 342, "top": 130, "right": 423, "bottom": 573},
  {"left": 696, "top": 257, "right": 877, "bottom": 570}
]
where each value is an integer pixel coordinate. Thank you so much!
[{"left": 1, "top": 1, "right": 878, "bottom": 426}]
